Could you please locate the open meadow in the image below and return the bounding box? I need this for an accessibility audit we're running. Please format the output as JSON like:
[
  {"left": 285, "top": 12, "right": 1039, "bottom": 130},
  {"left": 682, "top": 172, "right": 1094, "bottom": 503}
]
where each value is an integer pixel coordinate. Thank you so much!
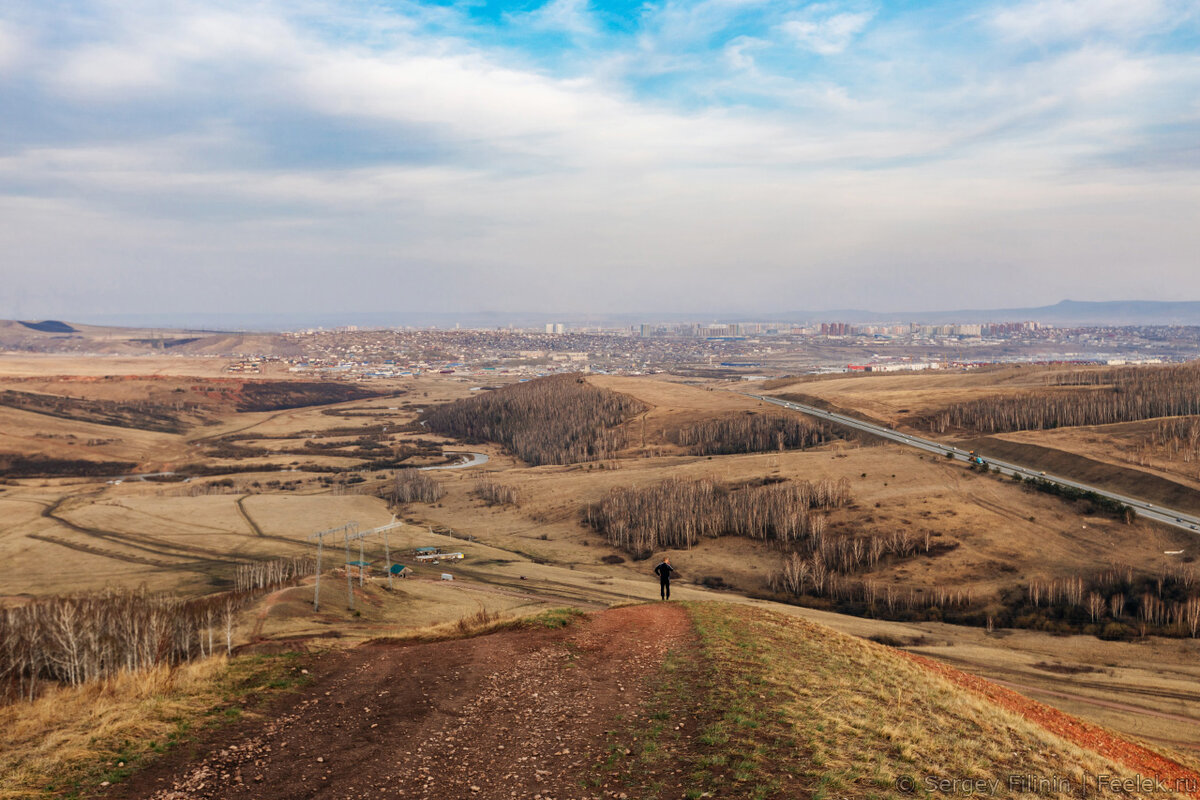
[{"left": 2, "top": 354, "right": 1200, "bottom": 794}]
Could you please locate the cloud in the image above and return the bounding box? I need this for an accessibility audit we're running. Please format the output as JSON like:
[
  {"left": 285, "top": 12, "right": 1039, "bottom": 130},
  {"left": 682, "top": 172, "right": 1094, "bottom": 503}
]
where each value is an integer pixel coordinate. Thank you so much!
[
  {"left": 49, "top": 8, "right": 302, "bottom": 96},
  {"left": 990, "top": 0, "right": 1195, "bottom": 44},
  {"left": 2, "top": 0, "right": 1200, "bottom": 316},
  {"left": 55, "top": 45, "right": 168, "bottom": 94},
  {"left": 0, "top": 20, "right": 23, "bottom": 72},
  {"left": 724, "top": 35, "right": 766, "bottom": 70},
  {"left": 781, "top": 6, "right": 875, "bottom": 55},
  {"left": 514, "top": 0, "right": 598, "bottom": 36}
]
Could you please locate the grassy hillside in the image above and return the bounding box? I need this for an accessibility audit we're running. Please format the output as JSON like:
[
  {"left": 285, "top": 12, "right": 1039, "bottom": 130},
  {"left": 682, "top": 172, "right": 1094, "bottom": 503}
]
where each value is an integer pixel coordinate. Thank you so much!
[
  {"left": 3, "top": 599, "right": 1197, "bottom": 799},
  {"left": 610, "top": 602, "right": 1197, "bottom": 799}
]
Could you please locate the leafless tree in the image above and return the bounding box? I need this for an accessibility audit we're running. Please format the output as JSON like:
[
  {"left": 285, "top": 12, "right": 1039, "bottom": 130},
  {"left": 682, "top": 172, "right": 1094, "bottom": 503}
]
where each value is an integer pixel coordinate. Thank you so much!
[
  {"left": 669, "top": 412, "right": 830, "bottom": 455},
  {"left": 390, "top": 470, "right": 444, "bottom": 504},
  {"left": 928, "top": 363, "right": 1200, "bottom": 434},
  {"left": 424, "top": 374, "right": 646, "bottom": 465},
  {"left": 585, "top": 476, "right": 851, "bottom": 556},
  {"left": 473, "top": 480, "right": 519, "bottom": 506}
]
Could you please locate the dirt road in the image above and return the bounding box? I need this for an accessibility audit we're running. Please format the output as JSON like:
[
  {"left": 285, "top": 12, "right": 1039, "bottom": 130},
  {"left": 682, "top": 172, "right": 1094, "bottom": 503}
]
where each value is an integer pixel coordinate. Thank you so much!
[{"left": 110, "top": 604, "right": 694, "bottom": 800}]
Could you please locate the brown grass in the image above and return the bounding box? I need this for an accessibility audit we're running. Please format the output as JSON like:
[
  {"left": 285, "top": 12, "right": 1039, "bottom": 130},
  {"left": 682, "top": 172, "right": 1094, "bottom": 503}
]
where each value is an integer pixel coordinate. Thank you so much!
[
  {"left": 0, "top": 652, "right": 308, "bottom": 800},
  {"left": 2, "top": 360, "right": 1199, "bottom": 775},
  {"left": 685, "top": 602, "right": 1196, "bottom": 798}
]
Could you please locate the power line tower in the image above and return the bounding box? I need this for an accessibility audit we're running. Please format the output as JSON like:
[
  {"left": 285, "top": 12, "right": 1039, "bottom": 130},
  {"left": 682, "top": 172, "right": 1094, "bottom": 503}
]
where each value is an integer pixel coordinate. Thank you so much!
[
  {"left": 368, "top": 516, "right": 404, "bottom": 589},
  {"left": 344, "top": 516, "right": 406, "bottom": 598},
  {"left": 308, "top": 522, "right": 358, "bottom": 612}
]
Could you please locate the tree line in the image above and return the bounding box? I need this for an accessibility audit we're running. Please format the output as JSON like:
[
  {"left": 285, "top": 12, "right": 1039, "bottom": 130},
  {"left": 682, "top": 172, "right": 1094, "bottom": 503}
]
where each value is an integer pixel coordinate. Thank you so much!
[
  {"left": 668, "top": 412, "right": 831, "bottom": 455},
  {"left": 0, "top": 556, "right": 310, "bottom": 704},
  {"left": 234, "top": 556, "right": 314, "bottom": 592},
  {"left": 769, "top": 558, "right": 976, "bottom": 614},
  {"left": 772, "top": 554, "right": 1200, "bottom": 637},
  {"left": 1024, "top": 563, "right": 1200, "bottom": 638},
  {"left": 922, "top": 362, "right": 1200, "bottom": 434},
  {"left": 424, "top": 374, "right": 646, "bottom": 466},
  {"left": 584, "top": 476, "right": 851, "bottom": 556}
]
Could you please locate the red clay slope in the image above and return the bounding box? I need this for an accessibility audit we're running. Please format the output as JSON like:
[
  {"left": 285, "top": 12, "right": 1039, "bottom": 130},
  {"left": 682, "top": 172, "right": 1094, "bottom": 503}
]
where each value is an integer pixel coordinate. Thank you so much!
[{"left": 901, "top": 651, "right": 1200, "bottom": 798}]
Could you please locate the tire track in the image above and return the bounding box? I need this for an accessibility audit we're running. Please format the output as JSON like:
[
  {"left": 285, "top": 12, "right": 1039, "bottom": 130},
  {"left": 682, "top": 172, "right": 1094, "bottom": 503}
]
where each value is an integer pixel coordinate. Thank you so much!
[
  {"left": 42, "top": 496, "right": 238, "bottom": 566},
  {"left": 25, "top": 532, "right": 178, "bottom": 568},
  {"left": 235, "top": 494, "right": 264, "bottom": 536},
  {"left": 234, "top": 494, "right": 313, "bottom": 547}
]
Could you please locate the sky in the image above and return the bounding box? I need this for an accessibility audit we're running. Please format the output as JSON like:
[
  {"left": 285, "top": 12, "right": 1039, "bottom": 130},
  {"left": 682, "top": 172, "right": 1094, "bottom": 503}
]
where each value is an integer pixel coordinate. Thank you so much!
[{"left": 1, "top": 0, "right": 1199, "bottom": 320}]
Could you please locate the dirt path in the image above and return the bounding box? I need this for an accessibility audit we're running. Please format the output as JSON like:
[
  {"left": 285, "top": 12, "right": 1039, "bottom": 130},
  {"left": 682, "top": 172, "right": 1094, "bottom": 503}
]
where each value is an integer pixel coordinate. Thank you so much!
[
  {"left": 109, "top": 604, "right": 693, "bottom": 800},
  {"left": 235, "top": 495, "right": 265, "bottom": 537}
]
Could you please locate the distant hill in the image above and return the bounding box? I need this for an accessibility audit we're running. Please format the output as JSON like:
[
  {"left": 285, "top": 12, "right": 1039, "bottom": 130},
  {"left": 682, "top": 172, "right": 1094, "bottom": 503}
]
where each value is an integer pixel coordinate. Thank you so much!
[
  {"left": 17, "top": 320, "right": 78, "bottom": 333},
  {"left": 766, "top": 300, "right": 1200, "bottom": 326},
  {"left": 903, "top": 299, "right": 1200, "bottom": 326},
  {"left": 25, "top": 299, "right": 1200, "bottom": 332},
  {"left": 0, "top": 319, "right": 304, "bottom": 357}
]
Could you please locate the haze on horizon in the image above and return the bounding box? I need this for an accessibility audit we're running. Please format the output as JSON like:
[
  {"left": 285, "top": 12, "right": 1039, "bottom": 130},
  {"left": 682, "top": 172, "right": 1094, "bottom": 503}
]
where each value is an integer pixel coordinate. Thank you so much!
[{"left": 2, "top": 0, "right": 1199, "bottom": 320}]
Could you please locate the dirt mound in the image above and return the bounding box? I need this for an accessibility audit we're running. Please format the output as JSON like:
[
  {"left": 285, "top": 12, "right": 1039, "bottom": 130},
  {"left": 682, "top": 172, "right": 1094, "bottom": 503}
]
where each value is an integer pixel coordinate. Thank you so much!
[{"left": 106, "top": 604, "right": 693, "bottom": 800}]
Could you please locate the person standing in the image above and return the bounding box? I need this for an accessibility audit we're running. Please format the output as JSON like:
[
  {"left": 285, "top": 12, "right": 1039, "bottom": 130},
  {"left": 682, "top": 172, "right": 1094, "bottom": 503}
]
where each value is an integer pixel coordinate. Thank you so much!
[{"left": 654, "top": 557, "right": 676, "bottom": 600}]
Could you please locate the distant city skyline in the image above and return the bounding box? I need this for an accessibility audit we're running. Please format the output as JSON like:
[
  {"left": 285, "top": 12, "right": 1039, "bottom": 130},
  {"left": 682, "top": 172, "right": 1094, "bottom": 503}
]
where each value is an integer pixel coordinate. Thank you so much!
[
  {"left": 2, "top": 0, "right": 1199, "bottom": 318},
  {"left": 38, "top": 299, "right": 1200, "bottom": 332}
]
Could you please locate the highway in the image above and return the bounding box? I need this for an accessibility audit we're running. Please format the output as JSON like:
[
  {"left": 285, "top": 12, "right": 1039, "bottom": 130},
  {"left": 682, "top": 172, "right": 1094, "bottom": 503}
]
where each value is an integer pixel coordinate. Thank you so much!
[{"left": 747, "top": 393, "right": 1200, "bottom": 535}]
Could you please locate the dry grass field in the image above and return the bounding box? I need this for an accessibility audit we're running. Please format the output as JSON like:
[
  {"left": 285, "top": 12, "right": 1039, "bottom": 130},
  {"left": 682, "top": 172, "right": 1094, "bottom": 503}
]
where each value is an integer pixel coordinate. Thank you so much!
[
  {"left": 406, "top": 376, "right": 1190, "bottom": 605},
  {"left": 763, "top": 366, "right": 1200, "bottom": 508},
  {"left": 992, "top": 422, "right": 1200, "bottom": 490},
  {"left": 2, "top": 355, "right": 1200, "bottom": 780},
  {"left": 761, "top": 366, "right": 1072, "bottom": 427},
  {"left": 681, "top": 603, "right": 1200, "bottom": 795}
]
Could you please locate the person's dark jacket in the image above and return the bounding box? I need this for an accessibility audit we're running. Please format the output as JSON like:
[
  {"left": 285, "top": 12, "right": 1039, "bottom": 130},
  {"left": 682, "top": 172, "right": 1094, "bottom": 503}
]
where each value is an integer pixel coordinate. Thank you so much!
[{"left": 654, "top": 562, "right": 676, "bottom": 582}]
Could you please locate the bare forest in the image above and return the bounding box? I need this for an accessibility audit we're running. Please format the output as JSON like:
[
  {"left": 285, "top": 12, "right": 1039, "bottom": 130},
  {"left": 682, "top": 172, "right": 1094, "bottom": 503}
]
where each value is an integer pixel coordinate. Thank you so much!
[
  {"left": 0, "top": 557, "right": 310, "bottom": 704},
  {"left": 1128, "top": 416, "right": 1200, "bottom": 467},
  {"left": 390, "top": 470, "right": 445, "bottom": 504},
  {"left": 923, "top": 362, "right": 1200, "bottom": 434},
  {"left": 669, "top": 412, "right": 831, "bottom": 455},
  {"left": 585, "top": 476, "right": 851, "bottom": 556},
  {"left": 1023, "top": 564, "right": 1200, "bottom": 638},
  {"left": 424, "top": 374, "right": 647, "bottom": 465},
  {"left": 473, "top": 479, "right": 519, "bottom": 506}
]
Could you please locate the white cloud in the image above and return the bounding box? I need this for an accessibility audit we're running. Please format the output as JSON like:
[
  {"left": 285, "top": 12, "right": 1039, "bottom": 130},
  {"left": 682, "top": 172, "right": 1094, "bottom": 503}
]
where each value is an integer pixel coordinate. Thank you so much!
[
  {"left": 4, "top": 0, "right": 1200, "bottom": 315},
  {"left": 724, "top": 36, "right": 766, "bottom": 70},
  {"left": 990, "top": 0, "right": 1193, "bottom": 43},
  {"left": 0, "top": 20, "right": 24, "bottom": 72},
  {"left": 50, "top": 7, "right": 302, "bottom": 96},
  {"left": 55, "top": 45, "right": 168, "bottom": 94},
  {"left": 515, "top": 0, "right": 598, "bottom": 36},
  {"left": 781, "top": 8, "right": 874, "bottom": 55}
]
